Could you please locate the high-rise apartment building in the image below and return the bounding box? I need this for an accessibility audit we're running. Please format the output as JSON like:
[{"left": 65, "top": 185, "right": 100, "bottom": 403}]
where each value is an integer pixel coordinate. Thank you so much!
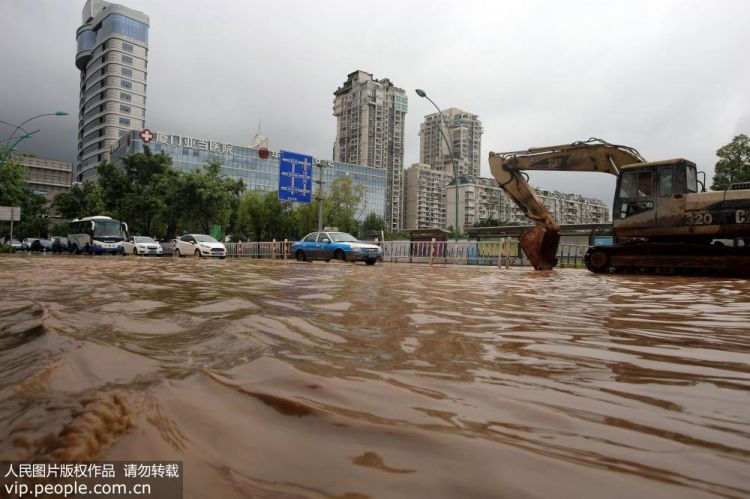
[
  {"left": 419, "top": 108, "right": 483, "bottom": 177},
  {"left": 404, "top": 163, "right": 447, "bottom": 229},
  {"left": 333, "top": 70, "right": 407, "bottom": 230},
  {"left": 75, "top": 0, "right": 149, "bottom": 181}
]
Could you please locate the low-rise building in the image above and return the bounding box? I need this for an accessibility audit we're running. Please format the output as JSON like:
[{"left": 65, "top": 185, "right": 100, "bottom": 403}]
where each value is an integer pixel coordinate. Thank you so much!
[
  {"left": 536, "top": 189, "right": 611, "bottom": 225},
  {"left": 447, "top": 175, "right": 610, "bottom": 233},
  {"left": 16, "top": 156, "right": 73, "bottom": 202},
  {"left": 111, "top": 130, "right": 387, "bottom": 222}
]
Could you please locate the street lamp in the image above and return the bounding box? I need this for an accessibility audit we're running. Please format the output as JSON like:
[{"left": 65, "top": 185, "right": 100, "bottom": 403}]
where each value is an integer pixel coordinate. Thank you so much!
[
  {"left": 1, "top": 130, "right": 40, "bottom": 163},
  {"left": 415, "top": 89, "right": 460, "bottom": 241},
  {"left": 0, "top": 111, "right": 69, "bottom": 165}
]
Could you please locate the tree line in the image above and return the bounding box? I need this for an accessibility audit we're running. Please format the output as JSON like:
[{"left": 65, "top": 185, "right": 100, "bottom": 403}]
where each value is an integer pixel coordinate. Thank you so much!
[
  {"left": 2, "top": 135, "right": 749, "bottom": 244},
  {"left": 1, "top": 147, "right": 390, "bottom": 242}
]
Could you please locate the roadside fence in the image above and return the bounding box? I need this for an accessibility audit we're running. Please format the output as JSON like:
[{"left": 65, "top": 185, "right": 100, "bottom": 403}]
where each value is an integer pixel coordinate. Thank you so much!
[{"left": 162, "top": 239, "right": 590, "bottom": 268}]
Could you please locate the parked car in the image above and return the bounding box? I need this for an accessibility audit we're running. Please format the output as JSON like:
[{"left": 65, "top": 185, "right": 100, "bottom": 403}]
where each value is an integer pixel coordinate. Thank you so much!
[
  {"left": 122, "top": 236, "right": 164, "bottom": 256},
  {"left": 29, "top": 238, "right": 54, "bottom": 252},
  {"left": 20, "top": 238, "right": 39, "bottom": 251},
  {"left": 174, "top": 234, "right": 226, "bottom": 258},
  {"left": 292, "top": 231, "right": 383, "bottom": 265},
  {"left": 8, "top": 239, "right": 22, "bottom": 251},
  {"left": 166, "top": 239, "right": 179, "bottom": 255},
  {"left": 51, "top": 237, "right": 69, "bottom": 253}
]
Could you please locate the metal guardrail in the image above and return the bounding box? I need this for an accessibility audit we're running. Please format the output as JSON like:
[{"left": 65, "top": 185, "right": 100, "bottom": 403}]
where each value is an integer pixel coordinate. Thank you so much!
[
  {"left": 160, "top": 239, "right": 592, "bottom": 268},
  {"left": 160, "top": 241, "right": 290, "bottom": 258}
]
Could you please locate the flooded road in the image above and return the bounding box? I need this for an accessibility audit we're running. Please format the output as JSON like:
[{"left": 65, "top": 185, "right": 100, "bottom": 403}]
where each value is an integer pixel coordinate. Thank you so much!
[{"left": 1, "top": 255, "right": 749, "bottom": 498}]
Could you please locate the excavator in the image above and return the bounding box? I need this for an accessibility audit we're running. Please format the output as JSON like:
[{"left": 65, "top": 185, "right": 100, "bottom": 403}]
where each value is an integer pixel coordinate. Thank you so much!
[{"left": 488, "top": 138, "right": 750, "bottom": 276}]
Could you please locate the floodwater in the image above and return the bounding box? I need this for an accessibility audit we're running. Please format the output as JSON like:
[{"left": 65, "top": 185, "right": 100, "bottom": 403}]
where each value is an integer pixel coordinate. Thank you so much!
[{"left": 1, "top": 255, "right": 749, "bottom": 498}]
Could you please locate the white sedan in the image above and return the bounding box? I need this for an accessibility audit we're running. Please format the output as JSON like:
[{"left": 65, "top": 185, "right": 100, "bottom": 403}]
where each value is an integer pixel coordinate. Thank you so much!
[
  {"left": 174, "top": 234, "right": 226, "bottom": 258},
  {"left": 122, "top": 236, "right": 163, "bottom": 256}
]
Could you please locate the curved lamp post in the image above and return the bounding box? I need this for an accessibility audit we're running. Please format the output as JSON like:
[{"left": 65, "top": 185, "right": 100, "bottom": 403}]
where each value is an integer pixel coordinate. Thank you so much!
[
  {"left": 415, "top": 89, "right": 460, "bottom": 241},
  {"left": 4, "top": 111, "right": 69, "bottom": 140},
  {"left": 0, "top": 111, "right": 69, "bottom": 165}
]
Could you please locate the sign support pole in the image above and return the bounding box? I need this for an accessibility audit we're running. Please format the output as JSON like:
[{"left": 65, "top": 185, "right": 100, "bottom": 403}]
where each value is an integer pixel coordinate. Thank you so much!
[{"left": 316, "top": 162, "right": 324, "bottom": 232}]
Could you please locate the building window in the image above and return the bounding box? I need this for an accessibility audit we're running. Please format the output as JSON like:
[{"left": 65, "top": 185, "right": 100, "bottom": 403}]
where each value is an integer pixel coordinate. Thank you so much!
[
  {"left": 101, "top": 14, "right": 148, "bottom": 44},
  {"left": 120, "top": 92, "right": 131, "bottom": 101},
  {"left": 119, "top": 117, "right": 131, "bottom": 126},
  {"left": 121, "top": 79, "right": 132, "bottom": 89},
  {"left": 121, "top": 67, "right": 133, "bottom": 77},
  {"left": 122, "top": 42, "right": 134, "bottom": 52},
  {"left": 121, "top": 54, "right": 133, "bottom": 64},
  {"left": 120, "top": 104, "right": 131, "bottom": 114}
]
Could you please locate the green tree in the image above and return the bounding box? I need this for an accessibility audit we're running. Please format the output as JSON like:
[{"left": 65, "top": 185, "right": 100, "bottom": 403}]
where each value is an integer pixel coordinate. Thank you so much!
[
  {"left": 361, "top": 212, "right": 385, "bottom": 232},
  {"left": 711, "top": 134, "right": 750, "bottom": 190},
  {"left": 0, "top": 157, "right": 48, "bottom": 239},
  {"left": 0, "top": 157, "right": 28, "bottom": 207},
  {"left": 120, "top": 148, "right": 173, "bottom": 236},
  {"left": 49, "top": 221, "right": 70, "bottom": 237},
  {"left": 96, "top": 148, "right": 175, "bottom": 236},
  {"left": 223, "top": 174, "right": 245, "bottom": 236},
  {"left": 96, "top": 160, "right": 129, "bottom": 220},
  {"left": 177, "top": 159, "right": 243, "bottom": 235},
  {"left": 15, "top": 192, "right": 49, "bottom": 238},
  {"left": 472, "top": 217, "right": 501, "bottom": 228},
  {"left": 262, "top": 191, "right": 296, "bottom": 241},
  {"left": 384, "top": 230, "right": 410, "bottom": 241},
  {"left": 325, "top": 176, "right": 364, "bottom": 234},
  {"left": 236, "top": 190, "right": 266, "bottom": 241},
  {"left": 155, "top": 168, "right": 183, "bottom": 239},
  {"left": 293, "top": 197, "right": 320, "bottom": 238},
  {"left": 236, "top": 190, "right": 296, "bottom": 241},
  {"left": 52, "top": 181, "right": 105, "bottom": 220}
]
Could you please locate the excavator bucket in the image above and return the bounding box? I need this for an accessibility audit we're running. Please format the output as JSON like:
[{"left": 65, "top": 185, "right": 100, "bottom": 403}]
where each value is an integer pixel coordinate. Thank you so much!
[{"left": 519, "top": 226, "right": 560, "bottom": 270}]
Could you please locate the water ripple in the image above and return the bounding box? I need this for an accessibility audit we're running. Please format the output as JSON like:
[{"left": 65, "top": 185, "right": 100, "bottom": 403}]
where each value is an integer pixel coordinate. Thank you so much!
[{"left": 1, "top": 257, "right": 749, "bottom": 497}]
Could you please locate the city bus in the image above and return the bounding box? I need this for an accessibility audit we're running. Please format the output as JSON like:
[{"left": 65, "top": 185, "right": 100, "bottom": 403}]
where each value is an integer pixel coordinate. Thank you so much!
[{"left": 68, "top": 216, "right": 129, "bottom": 255}]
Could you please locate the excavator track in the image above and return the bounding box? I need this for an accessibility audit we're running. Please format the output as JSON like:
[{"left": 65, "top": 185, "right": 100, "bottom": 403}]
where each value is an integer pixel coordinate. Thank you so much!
[{"left": 584, "top": 243, "right": 750, "bottom": 277}]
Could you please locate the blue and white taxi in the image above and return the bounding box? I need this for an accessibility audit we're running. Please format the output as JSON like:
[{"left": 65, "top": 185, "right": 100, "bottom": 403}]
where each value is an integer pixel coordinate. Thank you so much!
[{"left": 292, "top": 231, "right": 383, "bottom": 265}]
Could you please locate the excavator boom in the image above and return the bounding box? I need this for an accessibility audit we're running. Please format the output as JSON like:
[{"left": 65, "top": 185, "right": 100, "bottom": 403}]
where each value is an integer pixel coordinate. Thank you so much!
[{"left": 488, "top": 138, "right": 645, "bottom": 270}]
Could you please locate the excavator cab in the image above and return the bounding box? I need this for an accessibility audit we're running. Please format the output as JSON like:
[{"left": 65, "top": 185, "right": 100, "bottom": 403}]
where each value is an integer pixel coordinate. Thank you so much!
[{"left": 613, "top": 160, "right": 698, "bottom": 240}]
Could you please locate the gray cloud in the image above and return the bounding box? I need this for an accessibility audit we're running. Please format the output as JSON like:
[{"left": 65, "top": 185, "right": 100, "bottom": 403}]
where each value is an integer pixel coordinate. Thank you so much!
[{"left": 2, "top": 0, "right": 749, "bottom": 204}]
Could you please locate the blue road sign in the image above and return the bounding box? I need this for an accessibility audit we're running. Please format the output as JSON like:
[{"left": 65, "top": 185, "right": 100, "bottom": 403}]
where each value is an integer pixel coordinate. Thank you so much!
[{"left": 278, "top": 150, "right": 313, "bottom": 203}]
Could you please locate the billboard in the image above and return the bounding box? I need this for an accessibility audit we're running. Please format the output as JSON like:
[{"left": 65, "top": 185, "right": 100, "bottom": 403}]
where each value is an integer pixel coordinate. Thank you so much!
[
  {"left": 0, "top": 206, "right": 21, "bottom": 222},
  {"left": 278, "top": 150, "right": 313, "bottom": 203}
]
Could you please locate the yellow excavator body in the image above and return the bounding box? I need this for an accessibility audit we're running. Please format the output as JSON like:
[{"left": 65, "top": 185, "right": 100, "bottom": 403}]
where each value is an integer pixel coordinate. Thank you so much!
[{"left": 488, "top": 138, "right": 750, "bottom": 275}]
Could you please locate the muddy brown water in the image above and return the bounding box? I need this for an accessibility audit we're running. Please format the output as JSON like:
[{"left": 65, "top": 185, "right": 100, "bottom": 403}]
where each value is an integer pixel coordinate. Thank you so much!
[{"left": 1, "top": 255, "right": 749, "bottom": 498}]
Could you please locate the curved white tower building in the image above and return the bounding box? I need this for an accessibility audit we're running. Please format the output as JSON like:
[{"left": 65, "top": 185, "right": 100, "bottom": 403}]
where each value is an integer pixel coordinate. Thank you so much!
[{"left": 75, "top": 0, "right": 149, "bottom": 181}]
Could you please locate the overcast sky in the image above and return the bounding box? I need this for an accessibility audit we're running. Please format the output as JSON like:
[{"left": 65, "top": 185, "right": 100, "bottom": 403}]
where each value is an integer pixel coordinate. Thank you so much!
[{"left": 1, "top": 0, "right": 749, "bottom": 203}]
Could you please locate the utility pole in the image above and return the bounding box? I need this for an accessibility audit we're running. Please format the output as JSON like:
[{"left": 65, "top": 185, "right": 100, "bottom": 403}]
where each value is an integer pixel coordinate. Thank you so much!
[
  {"left": 10, "top": 207, "right": 15, "bottom": 243},
  {"left": 315, "top": 161, "right": 325, "bottom": 231}
]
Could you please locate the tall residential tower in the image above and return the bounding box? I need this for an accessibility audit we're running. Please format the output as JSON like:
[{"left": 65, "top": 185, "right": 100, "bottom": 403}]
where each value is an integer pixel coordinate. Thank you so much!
[
  {"left": 75, "top": 0, "right": 149, "bottom": 181},
  {"left": 333, "top": 70, "right": 407, "bottom": 230},
  {"left": 419, "top": 108, "right": 483, "bottom": 177}
]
